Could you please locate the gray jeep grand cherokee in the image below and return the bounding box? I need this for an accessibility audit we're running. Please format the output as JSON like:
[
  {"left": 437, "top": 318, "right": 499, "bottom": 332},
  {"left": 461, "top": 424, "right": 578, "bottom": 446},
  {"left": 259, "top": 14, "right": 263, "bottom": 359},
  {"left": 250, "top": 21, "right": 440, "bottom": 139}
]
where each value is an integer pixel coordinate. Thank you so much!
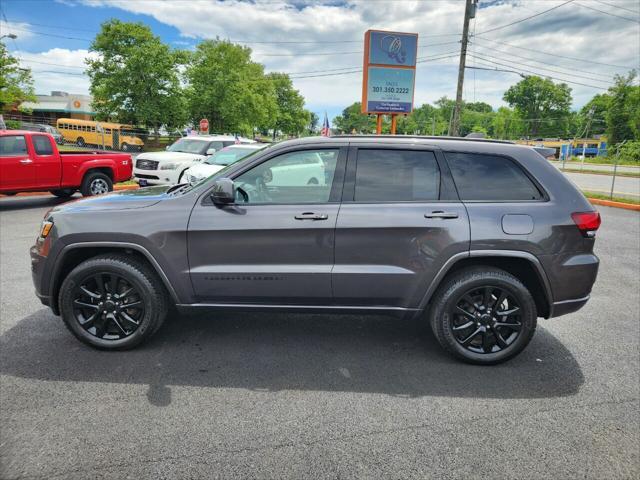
[{"left": 31, "top": 136, "right": 600, "bottom": 364}]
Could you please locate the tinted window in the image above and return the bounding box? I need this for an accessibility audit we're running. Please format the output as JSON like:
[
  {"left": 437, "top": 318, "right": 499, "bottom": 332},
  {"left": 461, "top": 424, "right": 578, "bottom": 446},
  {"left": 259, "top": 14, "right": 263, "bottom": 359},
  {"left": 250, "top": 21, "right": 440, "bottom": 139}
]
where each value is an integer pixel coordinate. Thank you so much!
[
  {"left": 445, "top": 152, "right": 542, "bottom": 201},
  {"left": 33, "top": 135, "right": 54, "bottom": 155},
  {"left": 234, "top": 149, "right": 339, "bottom": 204},
  {"left": 354, "top": 149, "right": 440, "bottom": 202},
  {"left": 0, "top": 136, "right": 28, "bottom": 156}
]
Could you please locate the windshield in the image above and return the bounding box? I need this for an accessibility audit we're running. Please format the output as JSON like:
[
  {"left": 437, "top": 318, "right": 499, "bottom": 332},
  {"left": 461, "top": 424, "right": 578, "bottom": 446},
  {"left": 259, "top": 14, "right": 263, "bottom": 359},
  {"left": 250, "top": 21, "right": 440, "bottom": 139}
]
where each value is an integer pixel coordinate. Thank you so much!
[
  {"left": 167, "top": 138, "right": 208, "bottom": 155},
  {"left": 179, "top": 143, "right": 272, "bottom": 194},
  {"left": 205, "top": 147, "right": 264, "bottom": 166}
]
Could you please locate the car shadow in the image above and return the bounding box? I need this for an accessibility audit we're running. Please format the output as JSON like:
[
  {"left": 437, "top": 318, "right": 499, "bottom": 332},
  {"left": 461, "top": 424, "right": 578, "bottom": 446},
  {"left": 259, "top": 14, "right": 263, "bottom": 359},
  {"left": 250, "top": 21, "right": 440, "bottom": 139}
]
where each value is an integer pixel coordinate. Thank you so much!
[
  {"left": 0, "top": 195, "right": 78, "bottom": 212},
  {"left": 1, "top": 309, "right": 584, "bottom": 404}
]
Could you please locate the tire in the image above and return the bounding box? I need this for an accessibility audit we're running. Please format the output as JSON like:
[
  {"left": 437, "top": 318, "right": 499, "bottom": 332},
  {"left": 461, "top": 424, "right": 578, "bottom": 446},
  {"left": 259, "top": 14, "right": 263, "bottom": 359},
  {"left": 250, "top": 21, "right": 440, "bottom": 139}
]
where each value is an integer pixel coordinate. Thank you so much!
[
  {"left": 76, "top": 137, "right": 85, "bottom": 147},
  {"left": 58, "top": 253, "right": 169, "bottom": 350},
  {"left": 50, "top": 188, "right": 75, "bottom": 198},
  {"left": 121, "top": 143, "right": 128, "bottom": 152},
  {"left": 3, "top": 192, "right": 17, "bottom": 196},
  {"left": 428, "top": 267, "right": 537, "bottom": 365},
  {"left": 80, "top": 171, "right": 113, "bottom": 196}
]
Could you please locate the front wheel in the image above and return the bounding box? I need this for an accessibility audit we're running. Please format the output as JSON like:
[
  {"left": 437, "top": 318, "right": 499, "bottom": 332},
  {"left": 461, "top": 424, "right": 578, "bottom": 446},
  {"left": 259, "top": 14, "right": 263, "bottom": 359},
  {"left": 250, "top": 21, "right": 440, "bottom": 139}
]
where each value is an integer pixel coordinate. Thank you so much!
[
  {"left": 81, "top": 171, "right": 113, "bottom": 196},
  {"left": 429, "top": 267, "right": 537, "bottom": 365},
  {"left": 58, "top": 254, "right": 169, "bottom": 350}
]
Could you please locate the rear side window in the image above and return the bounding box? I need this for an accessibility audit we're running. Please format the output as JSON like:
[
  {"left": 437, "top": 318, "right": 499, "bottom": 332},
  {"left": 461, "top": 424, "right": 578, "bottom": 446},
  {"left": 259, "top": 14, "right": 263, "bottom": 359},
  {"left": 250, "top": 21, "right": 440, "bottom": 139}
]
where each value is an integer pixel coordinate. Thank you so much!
[
  {"left": 33, "top": 135, "right": 54, "bottom": 155},
  {"left": 354, "top": 149, "right": 440, "bottom": 202},
  {"left": 445, "top": 152, "right": 543, "bottom": 201},
  {"left": 0, "top": 136, "right": 28, "bottom": 156}
]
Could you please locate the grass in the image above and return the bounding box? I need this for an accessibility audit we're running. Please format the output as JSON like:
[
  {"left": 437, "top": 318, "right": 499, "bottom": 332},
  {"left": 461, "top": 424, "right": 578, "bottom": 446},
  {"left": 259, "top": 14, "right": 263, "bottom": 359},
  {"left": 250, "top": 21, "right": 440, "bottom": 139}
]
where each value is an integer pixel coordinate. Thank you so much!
[
  {"left": 582, "top": 191, "right": 640, "bottom": 205},
  {"left": 564, "top": 156, "right": 639, "bottom": 167},
  {"left": 560, "top": 167, "right": 640, "bottom": 178}
]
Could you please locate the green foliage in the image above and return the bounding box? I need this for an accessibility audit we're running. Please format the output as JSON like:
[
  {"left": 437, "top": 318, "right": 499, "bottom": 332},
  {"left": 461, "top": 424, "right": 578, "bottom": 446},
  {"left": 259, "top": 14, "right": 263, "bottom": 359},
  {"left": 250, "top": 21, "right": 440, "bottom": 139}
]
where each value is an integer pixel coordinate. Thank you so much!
[
  {"left": 264, "top": 72, "right": 309, "bottom": 137},
  {"left": 308, "top": 111, "right": 319, "bottom": 133},
  {"left": 503, "top": 76, "right": 573, "bottom": 137},
  {"left": 333, "top": 102, "right": 376, "bottom": 134},
  {"left": 606, "top": 71, "right": 639, "bottom": 146},
  {"left": 0, "top": 42, "right": 36, "bottom": 111},
  {"left": 616, "top": 140, "right": 640, "bottom": 164},
  {"left": 86, "top": 20, "right": 186, "bottom": 130},
  {"left": 4, "top": 119, "right": 21, "bottom": 129},
  {"left": 184, "top": 40, "right": 276, "bottom": 136}
]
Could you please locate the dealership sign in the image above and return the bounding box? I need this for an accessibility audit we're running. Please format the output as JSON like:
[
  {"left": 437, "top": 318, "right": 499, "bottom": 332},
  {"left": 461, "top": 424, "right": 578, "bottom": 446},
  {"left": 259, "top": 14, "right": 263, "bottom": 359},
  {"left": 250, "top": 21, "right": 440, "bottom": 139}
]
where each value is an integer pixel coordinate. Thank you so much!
[{"left": 362, "top": 30, "right": 418, "bottom": 115}]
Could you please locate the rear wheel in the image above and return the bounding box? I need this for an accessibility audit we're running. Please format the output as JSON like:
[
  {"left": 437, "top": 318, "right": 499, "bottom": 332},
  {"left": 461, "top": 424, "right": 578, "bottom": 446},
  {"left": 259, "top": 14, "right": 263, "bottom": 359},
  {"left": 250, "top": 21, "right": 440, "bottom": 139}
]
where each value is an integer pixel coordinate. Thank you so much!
[
  {"left": 121, "top": 143, "right": 129, "bottom": 151},
  {"left": 76, "top": 137, "right": 85, "bottom": 147},
  {"left": 429, "top": 267, "right": 537, "bottom": 365},
  {"left": 50, "top": 188, "right": 75, "bottom": 198},
  {"left": 58, "top": 254, "right": 169, "bottom": 350},
  {"left": 81, "top": 171, "right": 112, "bottom": 196}
]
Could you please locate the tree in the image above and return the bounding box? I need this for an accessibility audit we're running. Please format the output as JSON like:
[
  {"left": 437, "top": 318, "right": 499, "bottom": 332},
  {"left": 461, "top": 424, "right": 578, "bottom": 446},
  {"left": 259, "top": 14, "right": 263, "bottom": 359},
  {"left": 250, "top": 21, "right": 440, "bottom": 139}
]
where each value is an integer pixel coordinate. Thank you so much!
[
  {"left": 606, "top": 71, "right": 639, "bottom": 146},
  {"left": 333, "top": 102, "right": 376, "bottom": 134},
  {"left": 308, "top": 111, "right": 319, "bottom": 134},
  {"left": 0, "top": 42, "right": 36, "bottom": 111},
  {"left": 491, "top": 107, "right": 524, "bottom": 140},
  {"left": 503, "top": 76, "right": 572, "bottom": 137},
  {"left": 264, "top": 72, "right": 309, "bottom": 138},
  {"left": 184, "top": 40, "right": 276, "bottom": 135},
  {"left": 579, "top": 93, "right": 610, "bottom": 136},
  {"left": 86, "top": 20, "right": 186, "bottom": 130}
]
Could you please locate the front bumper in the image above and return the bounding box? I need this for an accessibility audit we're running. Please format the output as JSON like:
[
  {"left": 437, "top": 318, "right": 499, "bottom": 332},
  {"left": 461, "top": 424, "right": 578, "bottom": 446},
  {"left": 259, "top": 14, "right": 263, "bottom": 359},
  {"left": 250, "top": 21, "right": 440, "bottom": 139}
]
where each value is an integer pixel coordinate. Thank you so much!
[
  {"left": 30, "top": 244, "right": 54, "bottom": 310},
  {"left": 133, "top": 170, "right": 172, "bottom": 186}
]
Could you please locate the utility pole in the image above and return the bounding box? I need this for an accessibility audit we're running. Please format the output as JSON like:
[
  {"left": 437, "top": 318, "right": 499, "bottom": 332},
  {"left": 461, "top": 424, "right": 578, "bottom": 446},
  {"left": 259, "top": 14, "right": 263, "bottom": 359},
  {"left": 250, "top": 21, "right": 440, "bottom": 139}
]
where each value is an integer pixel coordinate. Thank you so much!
[{"left": 449, "top": 0, "right": 476, "bottom": 137}]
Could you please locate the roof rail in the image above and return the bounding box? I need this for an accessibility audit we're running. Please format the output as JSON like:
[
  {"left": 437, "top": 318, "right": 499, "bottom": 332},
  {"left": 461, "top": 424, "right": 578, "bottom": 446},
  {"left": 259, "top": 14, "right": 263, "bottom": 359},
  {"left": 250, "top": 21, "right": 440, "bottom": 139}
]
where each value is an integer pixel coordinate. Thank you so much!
[{"left": 331, "top": 134, "right": 515, "bottom": 145}]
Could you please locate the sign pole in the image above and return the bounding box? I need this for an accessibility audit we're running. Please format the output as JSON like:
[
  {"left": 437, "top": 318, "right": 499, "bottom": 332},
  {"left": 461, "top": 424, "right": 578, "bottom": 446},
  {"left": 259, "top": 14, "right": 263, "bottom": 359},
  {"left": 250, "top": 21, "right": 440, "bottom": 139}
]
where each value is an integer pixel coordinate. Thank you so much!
[
  {"left": 390, "top": 114, "right": 398, "bottom": 135},
  {"left": 376, "top": 114, "right": 383, "bottom": 134}
]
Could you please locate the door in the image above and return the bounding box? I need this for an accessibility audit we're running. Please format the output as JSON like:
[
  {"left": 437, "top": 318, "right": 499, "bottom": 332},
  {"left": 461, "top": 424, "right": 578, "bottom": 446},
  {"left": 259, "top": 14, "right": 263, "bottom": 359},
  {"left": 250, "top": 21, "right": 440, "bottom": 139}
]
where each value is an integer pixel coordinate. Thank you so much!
[
  {"left": 188, "top": 146, "right": 346, "bottom": 304},
  {"left": 333, "top": 146, "right": 470, "bottom": 308},
  {"left": 0, "top": 134, "right": 35, "bottom": 191},
  {"left": 32, "top": 134, "right": 61, "bottom": 189}
]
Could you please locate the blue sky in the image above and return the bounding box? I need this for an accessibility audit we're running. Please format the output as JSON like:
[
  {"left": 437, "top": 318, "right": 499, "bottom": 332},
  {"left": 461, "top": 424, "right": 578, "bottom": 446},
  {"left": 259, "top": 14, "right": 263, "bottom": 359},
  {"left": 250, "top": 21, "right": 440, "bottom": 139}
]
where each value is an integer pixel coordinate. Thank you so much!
[{"left": 1, "top": 0, "right": 638, "bottom": 124}]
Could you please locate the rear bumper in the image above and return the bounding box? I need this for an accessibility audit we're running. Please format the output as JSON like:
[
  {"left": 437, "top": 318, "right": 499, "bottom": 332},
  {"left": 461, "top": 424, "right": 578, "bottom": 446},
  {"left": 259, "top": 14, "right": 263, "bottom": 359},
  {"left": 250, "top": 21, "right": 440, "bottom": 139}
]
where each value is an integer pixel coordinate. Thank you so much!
[
  {"left": 541, "top": 252, "right": 599, "bottom": 318},
  {"left": 550, "top": 295, "right": 590, "bottom": 318}
]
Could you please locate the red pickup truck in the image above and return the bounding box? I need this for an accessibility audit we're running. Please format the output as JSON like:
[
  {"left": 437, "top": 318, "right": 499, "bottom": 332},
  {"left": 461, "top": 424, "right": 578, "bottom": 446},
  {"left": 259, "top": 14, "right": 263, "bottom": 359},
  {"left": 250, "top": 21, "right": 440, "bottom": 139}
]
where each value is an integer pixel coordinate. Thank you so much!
[{"left": 0, "top": 130, "right": 132, "bottom": 197}]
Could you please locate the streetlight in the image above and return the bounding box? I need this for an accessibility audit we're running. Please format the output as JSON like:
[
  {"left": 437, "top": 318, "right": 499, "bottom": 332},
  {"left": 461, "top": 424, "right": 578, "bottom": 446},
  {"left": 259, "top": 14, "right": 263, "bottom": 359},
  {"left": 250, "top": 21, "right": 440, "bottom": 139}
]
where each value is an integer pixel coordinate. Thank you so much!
[{"left": 1, "top": 33, "right": 17, "bottom": 40}]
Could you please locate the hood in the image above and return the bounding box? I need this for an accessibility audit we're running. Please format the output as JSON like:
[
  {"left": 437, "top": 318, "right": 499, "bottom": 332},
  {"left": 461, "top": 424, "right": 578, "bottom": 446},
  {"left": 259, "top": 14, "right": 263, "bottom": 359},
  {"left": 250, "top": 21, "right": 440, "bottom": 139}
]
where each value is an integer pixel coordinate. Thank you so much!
[
  {"left": 49, "top": 186, "right": 170, "bottom": 213},
  {"left": 185, "top": 163, "right": 225, "bottom": 177},
  {"left": 136, "top": 151, "right": 206, "bottom": 163}
]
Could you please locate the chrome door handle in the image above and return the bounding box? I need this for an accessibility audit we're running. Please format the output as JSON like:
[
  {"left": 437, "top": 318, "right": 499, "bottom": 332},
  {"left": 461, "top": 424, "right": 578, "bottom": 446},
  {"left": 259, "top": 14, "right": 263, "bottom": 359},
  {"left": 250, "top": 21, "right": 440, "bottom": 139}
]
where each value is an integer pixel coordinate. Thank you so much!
[
  {"left": 19, "top": 159, "right": 33, "bottom": 164},
  {"left": 425, "top": 211, "right": 459, "bottom": 219},
  {"left": 295, "top": 212, "right": 328, "bottom": 220}
]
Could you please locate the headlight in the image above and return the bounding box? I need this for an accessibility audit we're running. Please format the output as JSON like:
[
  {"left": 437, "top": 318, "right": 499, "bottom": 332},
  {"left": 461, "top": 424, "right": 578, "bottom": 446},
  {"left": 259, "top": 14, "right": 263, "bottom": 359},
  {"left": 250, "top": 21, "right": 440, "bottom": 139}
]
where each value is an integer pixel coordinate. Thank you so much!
[{"left": 160, "top": 162, "right": 179, "bottom": 170}]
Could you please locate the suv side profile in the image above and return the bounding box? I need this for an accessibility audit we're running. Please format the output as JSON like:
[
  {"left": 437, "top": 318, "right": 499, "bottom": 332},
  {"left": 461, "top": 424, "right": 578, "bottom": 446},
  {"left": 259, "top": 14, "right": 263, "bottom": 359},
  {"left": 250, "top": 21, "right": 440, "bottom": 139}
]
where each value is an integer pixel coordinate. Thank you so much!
[{"left": 31, "top": 136, "right": 600, "bottom": 364}]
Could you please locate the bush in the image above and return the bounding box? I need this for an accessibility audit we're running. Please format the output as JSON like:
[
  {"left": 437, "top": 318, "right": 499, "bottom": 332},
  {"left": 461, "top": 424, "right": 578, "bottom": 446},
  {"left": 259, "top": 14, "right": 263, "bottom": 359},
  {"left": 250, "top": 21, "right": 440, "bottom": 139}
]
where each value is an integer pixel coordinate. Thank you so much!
[
  {"left": 5, "top": 120, "right": 21, "bottom": 130},
  {"left": 616, "top": 141, "right": 640, "bottom": 164}
]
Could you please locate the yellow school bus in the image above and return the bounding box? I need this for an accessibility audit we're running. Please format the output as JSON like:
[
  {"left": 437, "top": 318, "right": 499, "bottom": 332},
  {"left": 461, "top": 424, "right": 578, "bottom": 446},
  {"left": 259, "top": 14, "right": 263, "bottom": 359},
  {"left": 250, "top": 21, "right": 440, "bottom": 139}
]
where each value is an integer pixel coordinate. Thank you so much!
[{"left": 56, "top": 118, "right": 145, "bottom": 151}]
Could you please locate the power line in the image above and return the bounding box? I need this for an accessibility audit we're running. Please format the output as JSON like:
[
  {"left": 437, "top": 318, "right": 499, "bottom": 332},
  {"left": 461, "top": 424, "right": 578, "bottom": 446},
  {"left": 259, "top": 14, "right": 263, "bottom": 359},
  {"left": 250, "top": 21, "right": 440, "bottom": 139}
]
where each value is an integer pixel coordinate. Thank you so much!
[
  {"left": 473, "top": 40, "right": 616, "bottom": 80},
  {"left": 591, "top": 0, "right": 640, "bottom": 15},
  {"left": 467, "top": 54, "right": 609, "bottom": 89},
  {"left": 475, "top": 0, "right": 575, "bottom": 35},
  {"left": 576, "top": 1, "right": 640, "bottom": 22},
  {"left": 473, "top": 38, "right": 635, "bottom": 70},
  {"left": 470, "top": 47, "right": 614, "bottom": 84}
]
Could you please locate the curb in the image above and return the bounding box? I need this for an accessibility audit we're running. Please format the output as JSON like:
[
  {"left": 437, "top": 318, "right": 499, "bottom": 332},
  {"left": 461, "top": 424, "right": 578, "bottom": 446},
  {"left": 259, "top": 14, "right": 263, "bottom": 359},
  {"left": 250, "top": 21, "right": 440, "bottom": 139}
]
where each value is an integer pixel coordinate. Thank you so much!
[
  {"left": 1, "top": 184, "right": 139, "bottom": 198},
  {"left": 587, "top": 197, "right": 640, "bottom": 211}
]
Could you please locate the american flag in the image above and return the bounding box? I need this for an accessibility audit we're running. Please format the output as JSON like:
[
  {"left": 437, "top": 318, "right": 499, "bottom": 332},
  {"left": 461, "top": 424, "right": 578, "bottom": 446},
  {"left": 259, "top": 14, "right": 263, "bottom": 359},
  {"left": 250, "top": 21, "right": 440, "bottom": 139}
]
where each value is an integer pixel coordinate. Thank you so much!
[{"left": 321, "top": 112, "right": 331, "bottom": 137}]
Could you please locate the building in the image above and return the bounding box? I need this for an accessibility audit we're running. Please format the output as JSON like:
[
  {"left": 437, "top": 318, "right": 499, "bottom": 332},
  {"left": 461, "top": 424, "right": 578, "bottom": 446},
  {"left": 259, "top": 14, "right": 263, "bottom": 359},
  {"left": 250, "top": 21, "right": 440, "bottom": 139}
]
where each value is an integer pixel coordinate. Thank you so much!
[
  {"left": 9, "top": 91, "right": 95, "bottom": 125},
  {"left": 517, "top": 135, "right": 608, "bottom": 159}
]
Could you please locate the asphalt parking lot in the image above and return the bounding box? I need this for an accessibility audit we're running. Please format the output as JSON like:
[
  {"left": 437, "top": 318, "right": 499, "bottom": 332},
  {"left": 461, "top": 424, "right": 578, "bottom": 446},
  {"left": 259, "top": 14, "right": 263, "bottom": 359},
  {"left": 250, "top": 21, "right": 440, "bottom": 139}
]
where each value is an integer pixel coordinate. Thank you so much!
[{"left": 1, "top": 195, "right": 638, "bottom": 479}]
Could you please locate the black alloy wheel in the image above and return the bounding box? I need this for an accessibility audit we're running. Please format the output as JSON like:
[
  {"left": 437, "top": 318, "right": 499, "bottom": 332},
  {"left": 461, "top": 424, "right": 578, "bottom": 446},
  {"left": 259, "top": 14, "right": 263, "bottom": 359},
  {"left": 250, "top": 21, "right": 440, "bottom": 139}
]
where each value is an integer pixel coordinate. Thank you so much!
[
  {"left": 59, "top": 254, "right": 168, "bottom": 349},
  {"left": 450, "top": 286, "right": 522, "bottom": 354},
  {"left": 429, "top": 267, "right": 537, "bottom": 365},
  {"left": 71, "top": 272, "right": 145, "bottom": 340}
]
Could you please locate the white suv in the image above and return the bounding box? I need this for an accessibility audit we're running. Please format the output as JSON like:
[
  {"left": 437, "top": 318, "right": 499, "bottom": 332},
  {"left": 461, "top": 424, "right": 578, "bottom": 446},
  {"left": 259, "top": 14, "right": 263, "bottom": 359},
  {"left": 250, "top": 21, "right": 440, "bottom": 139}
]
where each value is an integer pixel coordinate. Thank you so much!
[{"left": 133, "top": 135, "right": 253, "bottom": 186}]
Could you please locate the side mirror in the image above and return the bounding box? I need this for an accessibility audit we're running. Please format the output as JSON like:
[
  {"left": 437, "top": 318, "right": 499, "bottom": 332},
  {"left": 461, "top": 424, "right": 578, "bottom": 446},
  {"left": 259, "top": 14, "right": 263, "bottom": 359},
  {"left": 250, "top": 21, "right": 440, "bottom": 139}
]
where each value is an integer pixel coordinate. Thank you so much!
[
  {"left": 210, "top": 177, "right": 235, "bottom": 205},
  {"left": 206, "top": 148, "right": 217, "bottom": 156}
]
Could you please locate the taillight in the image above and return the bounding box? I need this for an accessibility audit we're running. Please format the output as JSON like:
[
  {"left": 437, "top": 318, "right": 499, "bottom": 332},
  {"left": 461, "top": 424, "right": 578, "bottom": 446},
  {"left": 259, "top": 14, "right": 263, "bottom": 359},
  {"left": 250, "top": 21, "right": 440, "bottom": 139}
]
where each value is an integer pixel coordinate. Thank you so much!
[{"left": 571, "top": 211, "right": 601, "bottom": 238}]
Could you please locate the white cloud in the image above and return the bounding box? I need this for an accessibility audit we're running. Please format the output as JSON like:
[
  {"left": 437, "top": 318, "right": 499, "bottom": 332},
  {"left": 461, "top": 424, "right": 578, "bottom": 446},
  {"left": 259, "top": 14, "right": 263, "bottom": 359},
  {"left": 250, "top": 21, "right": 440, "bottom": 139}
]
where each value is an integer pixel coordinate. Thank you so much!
[
  {"left": 13, "top": 49, "right": 98, "bottom": 95},
  {"left": 0, "top": 20, "right": 34, "bottom": 40},
  {"left": 18, "top": 1, "right": 640, "bottom": 117}
]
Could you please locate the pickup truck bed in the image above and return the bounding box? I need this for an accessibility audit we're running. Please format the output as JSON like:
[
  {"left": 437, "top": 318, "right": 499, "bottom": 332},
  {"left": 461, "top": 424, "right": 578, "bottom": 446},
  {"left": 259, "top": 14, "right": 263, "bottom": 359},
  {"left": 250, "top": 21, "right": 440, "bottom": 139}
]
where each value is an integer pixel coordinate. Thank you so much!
[{"left": 1, "top": 130, "right": 132, "bottom": 197}]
